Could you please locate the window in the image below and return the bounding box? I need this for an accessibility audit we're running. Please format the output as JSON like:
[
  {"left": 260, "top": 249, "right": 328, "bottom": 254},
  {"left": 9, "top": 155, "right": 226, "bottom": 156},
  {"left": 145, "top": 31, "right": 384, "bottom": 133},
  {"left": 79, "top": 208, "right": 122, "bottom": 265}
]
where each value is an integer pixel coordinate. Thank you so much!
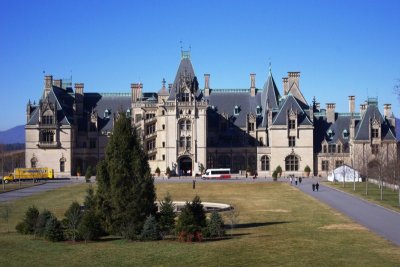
[
  {"left": 60, "top": 159, "right": 65, "bottom": 172},
  {"left": 104, "top": 109, "right": 110, "bottom": 118},
  {"left": 323, "top": 145, "right": 327, "bottom": 153},
  {"left": 89, "top": 122, "right": 97, "bottom": 132},
  {"left": 42, "top": 115, "right": 53, "bottom": 125},
  {"left": 126, "top": 109, "right": 131, "bottom": 118},
  {"left": 371, "top": 128, "right": 379, "bottom": 138},
  {"left": 327, "top": 129, "right": 333, "bottom": 140},
  {"left": 182, "top": 92, "right": 190, "bottom": 102},
  {"left": 207, "top": 155, "right": 215, "bottom": 168},
  {"left": 289, "top": 136, "right": 296, "bottom": 147},
  {"left": 162, "top": 111, "right": 165, "bottom": 116},
  {"left": 162, "top": 124, "right": 165, "bottom": 130},
  {"left": 337, "top": 144, "right": 342, "bottom": 153},
  {"left": 289, "top": 119, "right": 296, "bottom": 129},
  {"left": 147, "top": 139, "right": 156, "bottom": 151},
  {"left": 148, "top": 155, "right": 156, "bottom": 160},
  {"left": 259, "top": 137, "right": 263, "bottom": 146},
  {"left": 146, "top": 124, "right": 156, "bottom": 135},
  {"left": 186, "top": 137, "right": 191, "bottom": 148},
  {"left": 90, "top": 138, "right": 96, "bottom": 149},
  {"left": 162, "top": 155, "right": 165, "bottom": 160},
  {"left": 335, "top": 160, "right": 344, "bottom": 168},
  {"left": 41, "top": 130, "right": 54, "bottom": 143},
  {"left": 261, "top": 156, "right": 270, "bottom": 171},
  {"left": 234, "top": 106, "right": 239, "bottom": 116},
  {"left": 179, "top": 137, "right": 185, "bottom": 147},
  {"left": 248, "top": 122, "right": 254, "bottom": 131},
  {"left": 285, "top": 155, "right": 299, "bottom": 171},
  {"left": 343, "top": 130, "right": 349, "bottom": 139},
  {"left": 371, "top": 144, "right": 379, "bottom": 155},
  {"left": 256, "top": 106, "right": 262, "bottom": 115},
  {"left": 322, "top": 160, "right": 329, "bottom": 171},
  {"left": 162, "top": 142, "right": 165, "bottom": 148},
  {"left": 328, "top": 144, "right": 336, "bottom": 153},
  {"left": 186, "top": 121, "right": 191, "bottom": 131}
]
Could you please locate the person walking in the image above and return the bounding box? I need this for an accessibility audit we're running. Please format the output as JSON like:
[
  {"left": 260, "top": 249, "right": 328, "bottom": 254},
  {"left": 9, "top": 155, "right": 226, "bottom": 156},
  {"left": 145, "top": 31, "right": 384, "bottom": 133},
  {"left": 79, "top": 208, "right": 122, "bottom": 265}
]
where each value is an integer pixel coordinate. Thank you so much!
[
  {"left": 312, "top": 183, "right": 315, "bottom": 191},
  {"left": 316, "top": 182, "right": 319, "bottom": 191},
  {"left": 295, "top": 177, "right": 298, "bottom": 185},
  {"left": 290, "top": 176, "right": 293, "bottom": 184},
  {"left": 193, "top": 179, "right": 196, "bottom": 190},
  {"left": 299, "top": 177, "right": 302, "bottom": 184}
]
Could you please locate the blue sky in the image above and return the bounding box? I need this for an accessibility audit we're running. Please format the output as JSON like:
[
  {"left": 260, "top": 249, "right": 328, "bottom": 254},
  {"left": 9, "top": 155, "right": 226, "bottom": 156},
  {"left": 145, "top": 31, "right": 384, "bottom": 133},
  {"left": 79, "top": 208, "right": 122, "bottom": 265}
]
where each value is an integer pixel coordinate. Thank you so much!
[{"left": 1, "top": 0, "right": 399, "bottom": 131}]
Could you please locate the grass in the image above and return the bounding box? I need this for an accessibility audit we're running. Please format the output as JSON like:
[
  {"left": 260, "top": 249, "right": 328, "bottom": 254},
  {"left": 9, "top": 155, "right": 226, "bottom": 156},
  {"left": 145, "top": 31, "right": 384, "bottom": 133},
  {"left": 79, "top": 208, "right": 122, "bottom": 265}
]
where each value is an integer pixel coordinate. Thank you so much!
[
  {"left": 327, "top": 181, "right": 400, "bottom": 212},
  {"left": 0, "top": 182, "right": 399, "bottom": 266}
]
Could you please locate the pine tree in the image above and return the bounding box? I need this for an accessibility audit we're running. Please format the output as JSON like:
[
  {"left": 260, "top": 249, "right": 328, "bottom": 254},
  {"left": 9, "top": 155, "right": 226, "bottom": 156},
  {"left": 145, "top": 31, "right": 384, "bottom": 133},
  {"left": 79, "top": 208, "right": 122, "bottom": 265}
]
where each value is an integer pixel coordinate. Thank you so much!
[
  {"left": 158, "top": 192, "right": 176, "bottom": 236},
  {"left": 140, "top": 215, "right": 160, "bottom": 241},
  {"left": 190, "top": 195, "right": 206, "bottom": 228},
  {"left": 15, "top": 206, "right": 39, "bottom": 235},
  {"left": 35, "top": 209, "right": 53, "bottom": 237},
  {"left": 206, "top": 211, "right": 225, "bottom": 238},
  {"left": 44, "top": 215, "right": 64, "bottom": 242},
  {"left": 63, "top": 201, "right": 82, "bottom": 241},
  {"left": 96, "top": 112, "right": 157, "bottom": 237}
]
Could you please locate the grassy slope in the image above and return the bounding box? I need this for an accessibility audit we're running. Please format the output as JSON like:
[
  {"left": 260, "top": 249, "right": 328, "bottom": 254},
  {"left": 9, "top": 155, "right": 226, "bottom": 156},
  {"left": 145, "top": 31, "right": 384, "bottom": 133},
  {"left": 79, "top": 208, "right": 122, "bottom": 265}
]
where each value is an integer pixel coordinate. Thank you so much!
[{"left": 0, "top": 182, "right": 399, "bottom": 267}]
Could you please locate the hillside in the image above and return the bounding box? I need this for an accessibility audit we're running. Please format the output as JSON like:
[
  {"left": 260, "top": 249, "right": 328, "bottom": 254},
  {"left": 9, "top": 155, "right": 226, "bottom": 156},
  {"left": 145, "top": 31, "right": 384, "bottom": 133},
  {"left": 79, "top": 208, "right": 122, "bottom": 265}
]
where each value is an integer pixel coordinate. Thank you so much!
[{"left": 0, "top": 125, "right": 25, "bottom": 144}]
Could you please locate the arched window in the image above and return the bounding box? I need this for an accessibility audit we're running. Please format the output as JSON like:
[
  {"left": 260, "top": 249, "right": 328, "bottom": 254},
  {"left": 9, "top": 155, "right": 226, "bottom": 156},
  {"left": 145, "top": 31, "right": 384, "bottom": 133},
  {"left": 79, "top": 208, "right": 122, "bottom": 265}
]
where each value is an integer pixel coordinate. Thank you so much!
[
  {"left": 261, "top": 156, "right": 270, "bottom": 171},
  {"left": 285, "top": 155, "right": 299, "bottom": 171}
]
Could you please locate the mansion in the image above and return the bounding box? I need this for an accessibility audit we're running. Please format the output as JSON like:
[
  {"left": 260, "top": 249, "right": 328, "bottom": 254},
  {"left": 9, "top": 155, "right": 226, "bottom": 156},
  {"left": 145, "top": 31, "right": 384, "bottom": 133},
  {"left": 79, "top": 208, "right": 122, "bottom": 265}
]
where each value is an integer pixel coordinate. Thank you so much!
[{"left": 25, "top": 51, "right": 398, "bottom": 177}]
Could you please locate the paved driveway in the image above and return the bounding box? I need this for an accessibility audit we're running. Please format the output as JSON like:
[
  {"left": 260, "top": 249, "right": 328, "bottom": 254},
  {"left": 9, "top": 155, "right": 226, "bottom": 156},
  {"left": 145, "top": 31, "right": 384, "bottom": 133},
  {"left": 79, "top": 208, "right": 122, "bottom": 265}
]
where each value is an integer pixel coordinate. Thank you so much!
[
  {"left": 296, "top": 179, "right": 400, "bottom": 246},
  {"left": 0, "top": 179, "right": 84, "bottom": 203}
]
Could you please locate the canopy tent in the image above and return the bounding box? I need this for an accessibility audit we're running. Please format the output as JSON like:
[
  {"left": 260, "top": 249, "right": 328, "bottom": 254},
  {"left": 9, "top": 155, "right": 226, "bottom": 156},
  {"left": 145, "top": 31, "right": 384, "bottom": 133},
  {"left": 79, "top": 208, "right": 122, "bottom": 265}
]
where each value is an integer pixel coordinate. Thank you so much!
[{"left": 327, "top": 165, "right": 362, "bottom": 182}]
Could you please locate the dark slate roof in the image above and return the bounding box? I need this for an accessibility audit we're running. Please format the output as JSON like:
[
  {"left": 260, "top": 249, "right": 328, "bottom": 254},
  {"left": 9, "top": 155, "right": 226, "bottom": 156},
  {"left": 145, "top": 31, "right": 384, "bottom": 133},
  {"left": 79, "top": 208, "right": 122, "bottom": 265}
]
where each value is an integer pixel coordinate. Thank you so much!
[
  {"left": 168, "top": 58, "right": 196, "bottom": 101},
  {"left": 272, "top": 94, "right": 312, "bottom": 126},
  {"left": 354, "top": 104, "right": 396, "bottom": 141},
  {"left": 326, "top": 115, "right": 351, "bottom": 145},
  {"left": 83, "top": 93, "right": 131, "bottom": 132},
  {"left": 260, "top": 71, "right": 280, "bottom": 127},
  {"left": 206, "top": 91, "right": 262, "bottom": 128},
  {"left": 27, "top": 87, "right": 73, "bottom": 126}
]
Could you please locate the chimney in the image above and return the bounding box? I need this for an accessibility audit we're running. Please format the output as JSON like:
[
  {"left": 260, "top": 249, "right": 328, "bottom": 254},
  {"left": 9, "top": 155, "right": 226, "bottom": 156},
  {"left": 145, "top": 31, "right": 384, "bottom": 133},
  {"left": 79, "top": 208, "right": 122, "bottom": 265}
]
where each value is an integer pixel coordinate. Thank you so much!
[
  {"left": 131, "top": 83, "right": 139, "bottom": 103},
  {"left": 348, "top": 96, "right": 355, "bottom": 113},
  {"left": 54, "top": 79, "right": 63, "bottom": 88},
  {"left": 44, "top": 75, "right": 53, "bottom": 97},
  {"left": 250, "top": 73, "right": 256, "bottom": 96},
  {"left": 326, "top": 103, "right": 336, "bottom": 123},
  {"left": 383, "top": 104, "right": 392, "bottom": 118},
  {"left": 315, "top": 102, "right": 320, "bottom": 111},
  {"left": 138, "top": 83, "right": 143, "bottom": 100},
  {"left": 74, "top": 83, "right": 84, "bottom": 114},
  {"left": 287, "top": 72, "right": 300, "bottom": 92},
  {"left": 204, "top": 74, "right": 210, "bottom": 96},
  {"left": 282, "top": 77, "right": 289, "bottom": 95},
  {"left": 360, "top": 103, "right": 367, "bottom": 117},
  {"left": 168, "top": 83, "right": 173, "bottom": 93}
]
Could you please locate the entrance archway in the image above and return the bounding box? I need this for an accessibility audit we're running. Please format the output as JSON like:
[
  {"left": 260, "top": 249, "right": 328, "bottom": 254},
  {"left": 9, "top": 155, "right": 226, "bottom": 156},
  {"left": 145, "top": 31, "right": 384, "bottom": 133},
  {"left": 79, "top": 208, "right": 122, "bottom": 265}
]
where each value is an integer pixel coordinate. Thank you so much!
[{"left": 179, "top": 156, "right": 192, "bottom": 176}]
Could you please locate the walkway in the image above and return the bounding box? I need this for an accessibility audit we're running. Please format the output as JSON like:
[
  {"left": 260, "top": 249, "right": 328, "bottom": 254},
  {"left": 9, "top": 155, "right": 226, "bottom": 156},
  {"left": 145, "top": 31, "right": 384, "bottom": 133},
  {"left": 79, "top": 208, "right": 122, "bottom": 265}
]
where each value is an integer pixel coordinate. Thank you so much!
[{"left": 296, "top": 179, "right": 400, "bottom": 246}]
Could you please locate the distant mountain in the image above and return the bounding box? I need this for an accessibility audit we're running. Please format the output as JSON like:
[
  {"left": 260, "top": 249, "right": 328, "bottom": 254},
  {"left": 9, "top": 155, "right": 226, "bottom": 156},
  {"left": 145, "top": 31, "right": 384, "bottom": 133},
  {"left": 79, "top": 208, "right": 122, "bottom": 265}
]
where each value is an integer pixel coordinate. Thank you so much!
[{"left": 0, "top": 125, "right": 25, "bottom": 144}]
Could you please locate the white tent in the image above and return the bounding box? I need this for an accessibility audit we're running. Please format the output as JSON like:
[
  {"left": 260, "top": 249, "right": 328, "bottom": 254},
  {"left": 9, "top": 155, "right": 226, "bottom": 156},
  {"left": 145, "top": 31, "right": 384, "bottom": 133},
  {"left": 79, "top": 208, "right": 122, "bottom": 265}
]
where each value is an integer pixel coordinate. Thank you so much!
[{"left": 327, "top": 165, "right": 361, "bottom": 182}]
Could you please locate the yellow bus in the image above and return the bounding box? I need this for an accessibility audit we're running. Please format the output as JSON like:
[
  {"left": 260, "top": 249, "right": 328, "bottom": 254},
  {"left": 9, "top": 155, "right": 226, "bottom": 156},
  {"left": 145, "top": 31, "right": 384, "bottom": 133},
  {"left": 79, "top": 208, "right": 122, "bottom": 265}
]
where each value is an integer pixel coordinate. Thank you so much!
[{"left": 3, "top": 168, "right": 54, "bottom": 183}]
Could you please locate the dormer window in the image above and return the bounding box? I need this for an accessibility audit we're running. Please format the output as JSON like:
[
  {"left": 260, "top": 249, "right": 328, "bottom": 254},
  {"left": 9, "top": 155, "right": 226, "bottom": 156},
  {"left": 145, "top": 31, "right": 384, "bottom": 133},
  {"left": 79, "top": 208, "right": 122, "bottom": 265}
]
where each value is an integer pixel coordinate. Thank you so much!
[
  {"left": 342, "top": 129, "right": 349, "bottom": 139},
  {"left": 256, "top": 106, "right": 262, "bottom": 116},
  {"left": 371, "top": 128, "right": 379, "bottom": 138},
  {"left": 126, "top": 108, "right": 131, "bottom": 118},
  {"left": 288, "top": 119, "right": 296, "bottom": 129},
  {"left": 104, "top": 109, "right": 111, "bottom": 118},
  {"left": 181, "top": 91, "right": 190, "bottom": 102},
  {"left": 327, "top": 129, "right": 333, "bottom": 140},
  {"left": 234, "top": 106, "right": 240, "bottom": 116}
]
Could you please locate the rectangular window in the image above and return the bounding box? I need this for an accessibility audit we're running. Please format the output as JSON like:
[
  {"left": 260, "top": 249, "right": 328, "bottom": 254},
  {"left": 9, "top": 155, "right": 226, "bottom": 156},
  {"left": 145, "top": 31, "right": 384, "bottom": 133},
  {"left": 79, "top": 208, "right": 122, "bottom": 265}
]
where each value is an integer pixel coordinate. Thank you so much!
[
  {"left": 259, "top": 137, "right": 263, "bottom": 146},
  {"left": 186, "top": 137, "right": 191, "bottom": 148},
  {"left": 337, "top": 144, "right": 342, "bottom": 153},
  {"left": 162, "top": 142, "right": 165, "bottom": 148},
  {"left": 328, "top": 144, "right": 336, "bottom": 153},
  {"left": 162, "top": 124, "right": 165, "bottom": 130},
  {"left": 248, "top": 123, "right": 255, "bottom": 131},
  {"left": 42, "top": 115, "right": 53, "bottom": 125},
  {"left": 60, "top": 161, "right": 65, "bottom": 172},
  {"left": 323, "top": 145, "right": 327, "bottom": 153},
  {"left": 371, "top": 128, "right": 379, "bottom": 138},
  {"left": 179, "top": 137, "right": 185, "bottom": 148},
  {"left": 335, "top": 160, "right": 343, "bottom": 168},
  {"left": 162, "top": 155, "right": 165, "bottom": 160},
  {"left": 289, "top": 136, "right": 296, "bottom": 147},
  {"left": 146, "top": 124, "right": 156, "bottom": 135},
  {"left": 289, "top": 119, "right": 296, "bottom": 129},
  {"left": 322, "top": 160, "right": 329, "bottom": 171},
  {"left": 146, "top": 139, "right": 156, "bottom": 151}
]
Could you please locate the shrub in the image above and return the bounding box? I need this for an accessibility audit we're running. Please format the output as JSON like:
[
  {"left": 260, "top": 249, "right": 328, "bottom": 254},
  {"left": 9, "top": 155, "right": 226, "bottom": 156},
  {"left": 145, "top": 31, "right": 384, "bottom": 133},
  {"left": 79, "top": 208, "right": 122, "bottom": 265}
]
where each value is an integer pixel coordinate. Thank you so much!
[
  {"left": 155, "top": 167, "right": 161, "bottom": 176},
  {"left": 35, "top": 210, "right": 53, "bottom": 237},
  {"left": 276, "top": 165, "right": 282, "bottom": 175},
  {"left": 85, "top": 165, "right": 93, "bottom": 182},
  {"left": 272, "top": 170, "right": 278, "bottom": 181},
  {"left": 63, "top": 201, "right": 82, "bottom": 241},
  {"left": 15, "top": 206, "right": 39, "bottom": 235},
  {"left": 176, "top": 196, "right": 206, "bottom": 242},
  {"left": 45, "top": 215, "right": 64, "bottom": 242},
  {"left": 205, "top": 211, "right": 225, "bottom": 238},
  {"left": 304, "top": 165, "right": 311, "bottom": 173},
  {"left": 166, "top": 167, "right": 171, "bottom": 176},
  {"left": 158, "top": 193, "right": 176, "bottom": 237},
  {"left": 140, "top": 215, "right": 160, "bottom": 241},
  {"left": 78, "top": 210, "right": 103, "bottom": 242}
]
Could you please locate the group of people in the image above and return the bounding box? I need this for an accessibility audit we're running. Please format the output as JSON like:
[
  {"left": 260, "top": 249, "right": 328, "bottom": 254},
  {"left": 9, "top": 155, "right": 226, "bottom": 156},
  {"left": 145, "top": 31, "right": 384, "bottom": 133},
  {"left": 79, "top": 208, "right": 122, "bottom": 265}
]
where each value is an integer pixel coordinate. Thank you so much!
[
  {"left": 312, "top": 182, "right": 319, "bottom": 191},
  {"left": 289, "top": 175, "right": 302, "bottom": 185}
]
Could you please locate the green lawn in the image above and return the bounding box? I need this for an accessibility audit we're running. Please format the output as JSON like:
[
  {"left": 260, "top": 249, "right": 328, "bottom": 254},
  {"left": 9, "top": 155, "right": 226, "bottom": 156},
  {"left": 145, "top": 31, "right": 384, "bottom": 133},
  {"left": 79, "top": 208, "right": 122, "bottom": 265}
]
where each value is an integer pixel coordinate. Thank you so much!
[
  {"left": 327, "top": 181, "right": 400, "bottom": 212},
  {"left": 0, "top": 182, "right": 399, "bottom": 267}
]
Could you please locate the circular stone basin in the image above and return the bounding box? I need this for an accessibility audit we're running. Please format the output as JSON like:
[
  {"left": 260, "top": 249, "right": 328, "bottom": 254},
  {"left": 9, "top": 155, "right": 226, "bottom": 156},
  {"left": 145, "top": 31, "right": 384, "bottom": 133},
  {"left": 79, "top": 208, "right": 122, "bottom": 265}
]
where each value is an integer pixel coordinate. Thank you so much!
[{"left": 156, "top": 201, "right": 232, "bottom": 213}]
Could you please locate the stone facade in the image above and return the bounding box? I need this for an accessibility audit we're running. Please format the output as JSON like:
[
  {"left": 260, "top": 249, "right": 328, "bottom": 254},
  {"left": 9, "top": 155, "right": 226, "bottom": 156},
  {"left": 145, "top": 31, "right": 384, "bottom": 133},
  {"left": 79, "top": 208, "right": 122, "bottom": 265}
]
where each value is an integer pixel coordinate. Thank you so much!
[{"left": 25, "top": 51, "right": 398, "bottom": 178}]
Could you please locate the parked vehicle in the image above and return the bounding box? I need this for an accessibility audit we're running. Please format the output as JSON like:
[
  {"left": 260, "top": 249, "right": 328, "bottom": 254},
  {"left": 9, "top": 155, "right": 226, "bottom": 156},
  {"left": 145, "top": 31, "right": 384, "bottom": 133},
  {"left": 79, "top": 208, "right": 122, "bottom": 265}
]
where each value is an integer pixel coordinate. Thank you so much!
[
  {"left": 202, "top": 168, "right": 231, "bottom": 179},
  {"left": 3, "top": 168, "right": 54, "bottom": 183}
]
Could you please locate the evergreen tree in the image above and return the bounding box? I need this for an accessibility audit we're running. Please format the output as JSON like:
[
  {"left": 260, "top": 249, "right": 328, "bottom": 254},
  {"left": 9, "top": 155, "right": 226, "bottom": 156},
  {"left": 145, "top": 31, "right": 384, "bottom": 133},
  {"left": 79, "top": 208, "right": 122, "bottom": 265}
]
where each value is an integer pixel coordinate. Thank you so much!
[
  {"left": 140, "top": 215, "right": 160, "bottom": 241},
  {"left": 158, "top": 192, "right": 176, "bottom": 236},
  {"left": 206, "top": 211, "right": 225, "bottom": 238},
  {"left": 15, "top": 206, "right": 39, "bottom": 235},
  {"left": 84, "top": 186, "right": 96, "bottom": 211},
  {"left": 96, "top": 112, "right": 157, "bottom": 237},
  {"left": 44, "top": 215, "right": 64, "bottom": 242},
  {"left": 190, "top": 195, "right": 206, "bottom": 228},
  {"left": 175, "top": 195, "right": 206, "bottom": 242},
  {"left": 63, "top": 201, "right": 82, "bottom": 241},
  {"left": 78, "top": 210, "right": 103, "bottom": 242},
  {"left": 35, "top": 210, "right": 53, "bottom": 237}
]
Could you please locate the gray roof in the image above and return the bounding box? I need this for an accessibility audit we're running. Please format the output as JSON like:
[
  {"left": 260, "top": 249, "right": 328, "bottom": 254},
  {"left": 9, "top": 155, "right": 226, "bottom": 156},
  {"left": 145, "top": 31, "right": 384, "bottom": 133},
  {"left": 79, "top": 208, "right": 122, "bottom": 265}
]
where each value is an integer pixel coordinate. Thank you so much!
[
  {"left": 168, "top": 58, "right": 196, "bottom": 101},
  {"left": 354, "top": 104, "right": 396, "bottom": 141},
  {"left": 272, "top": 94, "right": 312, "bottom": 126},
  {"left": 206, "top": 91, "right": 262, "bottom": 128},
  {"left": 261, "top": 72, "right": 280, "bottom": 127}
]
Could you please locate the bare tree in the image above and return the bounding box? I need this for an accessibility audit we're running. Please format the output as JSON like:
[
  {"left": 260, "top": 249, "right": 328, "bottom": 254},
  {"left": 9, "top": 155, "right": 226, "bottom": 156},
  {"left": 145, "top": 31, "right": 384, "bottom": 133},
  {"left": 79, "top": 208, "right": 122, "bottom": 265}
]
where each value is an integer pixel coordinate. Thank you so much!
[
  {"left": 225, "top": 206, "right": 240, "bottom": 236},
  {"left": 0, "top": 202, "right": 13, "bottom": 233}
]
